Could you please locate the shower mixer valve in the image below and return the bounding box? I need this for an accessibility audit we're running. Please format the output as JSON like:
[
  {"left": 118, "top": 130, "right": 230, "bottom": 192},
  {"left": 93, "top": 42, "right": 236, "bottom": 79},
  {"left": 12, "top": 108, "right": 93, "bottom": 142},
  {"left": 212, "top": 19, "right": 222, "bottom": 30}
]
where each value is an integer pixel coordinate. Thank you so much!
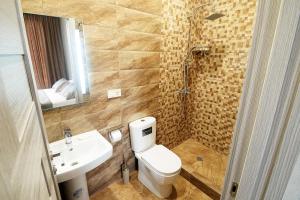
[{"left": 177, "top": 88, "right": 190, "bottom": 95}]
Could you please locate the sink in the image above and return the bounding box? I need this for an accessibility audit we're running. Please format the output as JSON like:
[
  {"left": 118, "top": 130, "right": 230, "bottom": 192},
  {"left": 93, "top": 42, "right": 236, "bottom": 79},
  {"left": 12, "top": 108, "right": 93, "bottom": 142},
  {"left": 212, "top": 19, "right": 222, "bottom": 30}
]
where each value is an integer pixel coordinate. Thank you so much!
[{"left": 50, "top": 130, "right": 113, "bottom": 183}]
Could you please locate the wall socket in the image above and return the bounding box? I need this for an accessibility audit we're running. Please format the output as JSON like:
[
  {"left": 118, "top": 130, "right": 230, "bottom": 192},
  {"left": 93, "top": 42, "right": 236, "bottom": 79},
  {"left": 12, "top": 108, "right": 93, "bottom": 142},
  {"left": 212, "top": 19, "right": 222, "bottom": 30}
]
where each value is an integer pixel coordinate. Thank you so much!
[{"left": 107, "top": 89, "right": 122, "bottom": 99}]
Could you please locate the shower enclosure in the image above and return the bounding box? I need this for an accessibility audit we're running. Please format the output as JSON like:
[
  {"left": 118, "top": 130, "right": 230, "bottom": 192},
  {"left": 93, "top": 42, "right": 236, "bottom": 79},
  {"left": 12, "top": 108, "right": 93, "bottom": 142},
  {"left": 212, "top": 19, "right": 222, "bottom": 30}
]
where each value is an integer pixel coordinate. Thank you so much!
[{"left": 173, "top": 1, "right": 248, "bottom": 199}]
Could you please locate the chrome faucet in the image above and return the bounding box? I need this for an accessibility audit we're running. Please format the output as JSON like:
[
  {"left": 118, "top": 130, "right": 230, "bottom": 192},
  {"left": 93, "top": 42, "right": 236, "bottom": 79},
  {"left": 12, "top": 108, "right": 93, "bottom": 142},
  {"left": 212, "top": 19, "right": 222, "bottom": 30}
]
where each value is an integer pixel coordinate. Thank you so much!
[{"left": 64, "top": 128, "right": 72, "bottom": 144}]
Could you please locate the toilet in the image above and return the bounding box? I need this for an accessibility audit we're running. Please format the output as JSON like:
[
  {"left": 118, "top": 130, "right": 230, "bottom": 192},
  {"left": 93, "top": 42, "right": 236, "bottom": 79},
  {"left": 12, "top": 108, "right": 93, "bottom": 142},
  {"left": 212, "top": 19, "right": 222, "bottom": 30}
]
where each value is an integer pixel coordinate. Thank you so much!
[{"left": 129, "top": 116, "right": 182, "bottom": 198}]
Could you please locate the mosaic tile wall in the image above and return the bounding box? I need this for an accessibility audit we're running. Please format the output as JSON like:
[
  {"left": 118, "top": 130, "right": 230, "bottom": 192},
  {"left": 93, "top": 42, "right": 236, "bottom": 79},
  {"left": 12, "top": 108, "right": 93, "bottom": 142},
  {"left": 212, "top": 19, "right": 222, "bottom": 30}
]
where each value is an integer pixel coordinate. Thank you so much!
[
  {"left": 187, "top": 0, "right": 257, "bottom": 154},
  {"left": 158, "top": 0, "right": 192, "bottom": 148}
]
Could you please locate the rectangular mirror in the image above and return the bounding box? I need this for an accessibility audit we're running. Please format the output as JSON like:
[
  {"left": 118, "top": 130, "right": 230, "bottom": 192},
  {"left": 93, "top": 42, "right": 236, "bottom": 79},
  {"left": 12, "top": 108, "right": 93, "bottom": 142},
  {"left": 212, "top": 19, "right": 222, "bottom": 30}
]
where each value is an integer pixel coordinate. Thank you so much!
[{"left": 23, "top": 13, "right": 89, "bottom": 110}]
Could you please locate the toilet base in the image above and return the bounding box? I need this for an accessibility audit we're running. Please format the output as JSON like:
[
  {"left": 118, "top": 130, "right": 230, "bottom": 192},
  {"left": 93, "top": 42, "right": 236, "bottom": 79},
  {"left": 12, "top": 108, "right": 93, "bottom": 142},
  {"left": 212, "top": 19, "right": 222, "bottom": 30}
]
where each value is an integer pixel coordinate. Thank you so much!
[{"left": 138, "top": 161, "right": 173, "bottom": 198}]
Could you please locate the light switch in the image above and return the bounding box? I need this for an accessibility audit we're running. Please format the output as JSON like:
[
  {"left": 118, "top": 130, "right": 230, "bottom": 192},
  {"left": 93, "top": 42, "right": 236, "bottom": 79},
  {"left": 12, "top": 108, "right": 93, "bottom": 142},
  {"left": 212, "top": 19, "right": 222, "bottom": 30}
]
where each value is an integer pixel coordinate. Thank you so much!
[{"left": 107, "top": 89, "right": 121, "bottom": 99}]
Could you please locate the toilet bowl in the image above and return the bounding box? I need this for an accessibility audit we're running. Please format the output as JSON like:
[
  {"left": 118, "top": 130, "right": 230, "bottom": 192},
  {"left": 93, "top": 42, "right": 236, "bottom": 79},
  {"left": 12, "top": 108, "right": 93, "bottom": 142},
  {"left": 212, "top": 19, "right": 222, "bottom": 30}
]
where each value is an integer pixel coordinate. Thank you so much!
[
  {"left": 129, "top": 117, "right": 182, "bottom": 198},
  {"left": 136, "top": 145, "right": 181, "bottom": 198}
]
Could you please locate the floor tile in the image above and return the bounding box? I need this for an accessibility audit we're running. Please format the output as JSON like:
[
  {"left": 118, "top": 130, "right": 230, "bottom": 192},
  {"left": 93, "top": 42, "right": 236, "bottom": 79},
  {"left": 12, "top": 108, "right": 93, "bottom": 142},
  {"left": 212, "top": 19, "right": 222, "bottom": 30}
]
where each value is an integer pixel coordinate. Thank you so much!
[{"left": 90, "top": 171, "right": 211, "bottom": 200}]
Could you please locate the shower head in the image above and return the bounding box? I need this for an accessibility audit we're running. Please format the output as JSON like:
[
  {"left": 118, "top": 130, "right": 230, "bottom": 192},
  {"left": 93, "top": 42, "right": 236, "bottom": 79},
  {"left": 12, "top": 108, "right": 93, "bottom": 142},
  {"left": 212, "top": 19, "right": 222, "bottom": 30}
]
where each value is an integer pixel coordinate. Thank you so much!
[
  {"left": 191, "top": 3, "right": 225, "bottom": 21},
  {"left": 205, "top": 13, "right": 225, "bottom": 20}
]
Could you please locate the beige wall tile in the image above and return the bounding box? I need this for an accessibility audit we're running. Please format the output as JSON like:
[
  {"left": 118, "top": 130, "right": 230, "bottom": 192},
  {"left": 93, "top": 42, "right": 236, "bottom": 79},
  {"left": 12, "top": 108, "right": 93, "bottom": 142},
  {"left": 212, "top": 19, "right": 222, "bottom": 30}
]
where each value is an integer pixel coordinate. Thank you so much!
[
  {"left": 85, "top": 108, "right": 121, "bottom": 130},
  {"left": 89, "top": 90, "right": 112, "bottom": 102},
  {"left": 82, "top": 3, "right": 116, "bottom": 26},
  {"left": 89, "top": 71, "right": 120, "bottom": 97},
  {"left": 122, "top": 84, "right": 160, "bottom": 104},
  {"left": 43, "top": 109, "right": 62, "bottom": 125},
  {"left": 22, "top": 0, "right": 42, "bottom": 13},
  {"left": 60, "top": 105, "right": 86, "bottom": 121},
  {"left": 117, "top": 7, "right": 161, "bottom": 34},
  {"left": 45, "top": 122, "right": 63, "bottom": 143},
  {"left": 116, "top": 0, "right": 162, "bottom": 16},
  {"left": 119, "top": 69, "right": 160, "bottom": 88},
  {"left": 122, "top": 98, "right": 160, "bottom": 123},
  {"left": 89, "top": 71, "right": 120, "bottom": 88},
  {"left": 42, "top": 0, "right": 61, "bottom": 10},
  {"left": 84, "top": 25, "right": 118, "bottom": 50},
  {"left": 60, "top": 1, "right": 117, "bottom": 27},
  {"left": 87, "top": 50, "right": 119, "bottom": 72},
  {"left": 52, "top": 0, "right": 87, "bottom": 18},
  {"left": 118, "top": 31, "right": 161, "bottom": 51},
  {"left": 96, "top": 0, "right": 116, "bottom": 4},
  {"left": 65, "top": 107, "right": 119, "bottom": 131},
  {"left": 119, "top": 52, "right": 160, "bottom": 70},
  {"left": 61, "top": 116, "right": 95, "bottom": 135},
  {"left": 83, "top": 98, "right": 121, "bottom": 115}
]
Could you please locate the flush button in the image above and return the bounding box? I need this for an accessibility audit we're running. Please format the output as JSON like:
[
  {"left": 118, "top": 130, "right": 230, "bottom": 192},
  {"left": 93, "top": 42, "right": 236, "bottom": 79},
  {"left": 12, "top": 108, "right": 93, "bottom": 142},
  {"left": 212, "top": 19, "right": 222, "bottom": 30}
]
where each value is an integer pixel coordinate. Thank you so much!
[{"left": 142, "top": 127, "right": 152, "bottom": 136}]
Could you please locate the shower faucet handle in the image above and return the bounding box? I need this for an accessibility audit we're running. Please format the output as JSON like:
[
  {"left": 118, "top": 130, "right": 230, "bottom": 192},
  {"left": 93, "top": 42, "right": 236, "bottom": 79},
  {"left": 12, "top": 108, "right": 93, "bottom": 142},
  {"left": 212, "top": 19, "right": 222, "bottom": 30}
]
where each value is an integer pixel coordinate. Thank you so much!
[{"left": 176, "top": 89, "right": 190, "bottom": 95}]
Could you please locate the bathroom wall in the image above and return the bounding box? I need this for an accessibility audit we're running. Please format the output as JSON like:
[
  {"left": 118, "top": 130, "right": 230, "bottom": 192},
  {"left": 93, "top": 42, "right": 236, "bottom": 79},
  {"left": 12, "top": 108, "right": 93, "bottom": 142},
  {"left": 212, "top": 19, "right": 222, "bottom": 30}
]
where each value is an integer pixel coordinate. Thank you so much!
[
  {"left": 21, "top": 0, "right": 193, "bottom": 147},
  {"left": 187, "top": 0, "right": 257, "bottom": 154},
  {"left": 22, "top": 0, "right": 162, "bottom": 142},
  {"left": 21, "top": 0, "right": 163, "bottom": 194},
  {"left": 158, "top": 0, "right": 192, "bottom": 148},
  {"left": 21, "top": 0, "right": 190, "bottom": 193}
]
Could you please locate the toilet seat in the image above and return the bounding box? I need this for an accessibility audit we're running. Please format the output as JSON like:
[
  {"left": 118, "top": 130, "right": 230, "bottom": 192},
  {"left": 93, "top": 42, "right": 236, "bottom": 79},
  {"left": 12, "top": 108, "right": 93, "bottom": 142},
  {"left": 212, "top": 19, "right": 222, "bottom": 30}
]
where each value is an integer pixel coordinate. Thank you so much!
[{"left": 141, "top": 145, "right": 181, "bottom": 176}]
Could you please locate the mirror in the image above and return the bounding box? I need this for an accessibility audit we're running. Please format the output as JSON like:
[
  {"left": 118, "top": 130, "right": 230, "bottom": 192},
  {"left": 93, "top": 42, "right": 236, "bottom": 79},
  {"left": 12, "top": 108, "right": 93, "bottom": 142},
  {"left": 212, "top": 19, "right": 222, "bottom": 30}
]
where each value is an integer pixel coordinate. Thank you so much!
[{"left": 23, "top": 13, "right": 89, "bottom": 110}]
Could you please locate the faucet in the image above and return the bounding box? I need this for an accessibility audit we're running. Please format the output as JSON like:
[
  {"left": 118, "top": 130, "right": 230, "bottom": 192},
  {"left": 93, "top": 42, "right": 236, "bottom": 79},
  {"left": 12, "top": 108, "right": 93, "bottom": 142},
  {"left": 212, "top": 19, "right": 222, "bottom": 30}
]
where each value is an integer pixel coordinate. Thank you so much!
[{"left": 64, "top": 128, "right": 72, "bottom": 145}]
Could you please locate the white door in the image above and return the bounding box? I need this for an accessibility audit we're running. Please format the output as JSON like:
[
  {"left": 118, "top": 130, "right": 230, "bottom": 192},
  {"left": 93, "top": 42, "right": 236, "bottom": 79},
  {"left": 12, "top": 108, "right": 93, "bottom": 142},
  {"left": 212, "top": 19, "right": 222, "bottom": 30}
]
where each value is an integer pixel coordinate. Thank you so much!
[
  {"left": 0, "top": 0, "right": 59, "bottom": 199},
  {"left": 222, "top": 0, "right": 300, "bottom": 199}
]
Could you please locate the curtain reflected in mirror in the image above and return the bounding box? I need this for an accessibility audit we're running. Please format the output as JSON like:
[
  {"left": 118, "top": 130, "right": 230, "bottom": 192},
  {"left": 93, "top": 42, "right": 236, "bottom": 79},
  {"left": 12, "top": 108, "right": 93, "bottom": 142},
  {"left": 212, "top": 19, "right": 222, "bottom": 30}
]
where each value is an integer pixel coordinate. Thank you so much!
[{"left": 23, "top": 13, "right": 89, "bottom": 110}]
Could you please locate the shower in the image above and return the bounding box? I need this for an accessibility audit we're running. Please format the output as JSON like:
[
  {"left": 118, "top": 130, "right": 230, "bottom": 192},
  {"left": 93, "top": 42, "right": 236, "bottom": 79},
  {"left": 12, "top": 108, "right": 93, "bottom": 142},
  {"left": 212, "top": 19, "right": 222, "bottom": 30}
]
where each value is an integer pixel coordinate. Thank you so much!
[{"left": 178, "top": 3, "right": 224, "bottom": 95}]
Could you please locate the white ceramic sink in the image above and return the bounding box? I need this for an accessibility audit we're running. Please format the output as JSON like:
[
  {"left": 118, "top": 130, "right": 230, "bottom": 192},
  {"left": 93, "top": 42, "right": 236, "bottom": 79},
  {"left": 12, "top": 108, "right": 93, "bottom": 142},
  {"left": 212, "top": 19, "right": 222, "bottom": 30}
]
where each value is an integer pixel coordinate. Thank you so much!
[{"left": 50, "top": 130, "right": 113, "bottom": 183}]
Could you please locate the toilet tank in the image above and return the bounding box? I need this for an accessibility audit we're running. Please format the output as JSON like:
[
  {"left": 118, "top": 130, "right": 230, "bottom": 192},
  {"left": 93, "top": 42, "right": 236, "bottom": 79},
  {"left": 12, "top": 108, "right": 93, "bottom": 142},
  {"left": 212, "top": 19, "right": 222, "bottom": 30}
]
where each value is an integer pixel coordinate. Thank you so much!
[{"left": 129, "top": 116, "right": 156, "bottom": 153}]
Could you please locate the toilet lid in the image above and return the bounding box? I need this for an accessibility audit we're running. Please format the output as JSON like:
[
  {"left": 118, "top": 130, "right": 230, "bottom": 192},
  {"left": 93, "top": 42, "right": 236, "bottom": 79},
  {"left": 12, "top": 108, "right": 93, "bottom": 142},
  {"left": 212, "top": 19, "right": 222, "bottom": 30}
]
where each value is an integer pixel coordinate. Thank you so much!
[{"left": 141, "top": 145, "right": 181, "bottom": 175}]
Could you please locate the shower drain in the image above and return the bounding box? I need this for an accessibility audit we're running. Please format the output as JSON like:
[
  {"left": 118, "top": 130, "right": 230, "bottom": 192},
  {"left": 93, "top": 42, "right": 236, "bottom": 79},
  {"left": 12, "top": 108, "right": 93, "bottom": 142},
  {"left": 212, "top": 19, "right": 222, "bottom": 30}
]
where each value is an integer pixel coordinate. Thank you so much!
[{"left": 196, "top": 156, "right": 203, "bottom": 161}]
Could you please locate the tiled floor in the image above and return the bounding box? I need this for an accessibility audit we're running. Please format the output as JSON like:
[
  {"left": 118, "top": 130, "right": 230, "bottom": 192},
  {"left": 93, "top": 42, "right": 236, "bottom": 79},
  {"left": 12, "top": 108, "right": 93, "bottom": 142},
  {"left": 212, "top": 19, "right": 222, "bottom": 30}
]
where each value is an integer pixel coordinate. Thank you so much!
[
  {"left": 172, "top": 139, "right": 228, "bottom": 194},
  {"left": 91, "top": 139, "right": 228, "bottom": 200},
  {"left": 90, "top": 171, "right": 211, "bottom": 200}
]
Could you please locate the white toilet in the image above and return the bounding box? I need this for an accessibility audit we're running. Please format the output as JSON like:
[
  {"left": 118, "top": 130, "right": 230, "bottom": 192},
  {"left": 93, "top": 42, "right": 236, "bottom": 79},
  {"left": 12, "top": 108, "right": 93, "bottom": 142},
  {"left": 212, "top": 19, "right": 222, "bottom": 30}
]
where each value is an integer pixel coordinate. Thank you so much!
[{"left": 129, "top": 116, "right": 182, "bottom": 198}]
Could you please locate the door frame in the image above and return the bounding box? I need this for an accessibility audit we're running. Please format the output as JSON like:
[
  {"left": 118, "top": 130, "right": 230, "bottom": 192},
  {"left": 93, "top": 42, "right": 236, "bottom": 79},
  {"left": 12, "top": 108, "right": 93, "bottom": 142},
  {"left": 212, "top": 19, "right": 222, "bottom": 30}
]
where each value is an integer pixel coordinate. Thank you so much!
[
  {"left": 222, "top": 0, "right": 300, "bottom": 199},
  {"left": 14, "top": 0, "right": 61, "bottom": 199}
]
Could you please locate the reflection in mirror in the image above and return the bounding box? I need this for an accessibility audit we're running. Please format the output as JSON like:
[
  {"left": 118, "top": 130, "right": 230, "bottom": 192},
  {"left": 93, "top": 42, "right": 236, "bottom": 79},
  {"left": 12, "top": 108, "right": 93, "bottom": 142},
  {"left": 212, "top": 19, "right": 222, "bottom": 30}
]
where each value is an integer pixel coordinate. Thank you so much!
[{"left": 23, "top": 13, "right": 89, "bottom": 110}]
